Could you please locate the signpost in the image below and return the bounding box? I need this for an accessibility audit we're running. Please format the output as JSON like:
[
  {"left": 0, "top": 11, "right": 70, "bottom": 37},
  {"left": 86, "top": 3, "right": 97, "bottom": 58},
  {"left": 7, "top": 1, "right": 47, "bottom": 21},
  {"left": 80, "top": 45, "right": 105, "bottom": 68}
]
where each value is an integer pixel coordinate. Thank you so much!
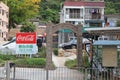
[{"left": 16, "top": 32, "right": 37, "bottom": 56}]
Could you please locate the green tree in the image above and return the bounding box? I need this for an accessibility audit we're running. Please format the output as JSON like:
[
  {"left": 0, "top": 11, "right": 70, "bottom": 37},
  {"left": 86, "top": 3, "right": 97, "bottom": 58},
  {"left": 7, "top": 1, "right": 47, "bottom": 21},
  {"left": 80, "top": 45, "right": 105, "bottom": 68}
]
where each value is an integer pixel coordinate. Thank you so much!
[
  {"left": 20, "top": 22, "right": 36, "bottom": 32},
  {"left": 105, "top": 0, "right": 120, "bottom": 14},
  {"left": 117, "top": 20, "right": 120, "bottom": 27},
  {"left": 1, "top": 0, "right": 40, "bottom": 29},
  {"left": 104, "top": 2, "right": 116, "bottom": 14},
  {"left": 39, "top": 0, "right": 64, "bottom": 23}
]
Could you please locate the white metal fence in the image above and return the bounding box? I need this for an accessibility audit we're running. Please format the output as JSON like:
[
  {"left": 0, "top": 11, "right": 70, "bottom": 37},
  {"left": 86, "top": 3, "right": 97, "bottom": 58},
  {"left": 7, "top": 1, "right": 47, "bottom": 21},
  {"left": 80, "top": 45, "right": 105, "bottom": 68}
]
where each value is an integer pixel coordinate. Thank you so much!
[{"left": 0, "top": 63, "right": 120, "bottom": 80}]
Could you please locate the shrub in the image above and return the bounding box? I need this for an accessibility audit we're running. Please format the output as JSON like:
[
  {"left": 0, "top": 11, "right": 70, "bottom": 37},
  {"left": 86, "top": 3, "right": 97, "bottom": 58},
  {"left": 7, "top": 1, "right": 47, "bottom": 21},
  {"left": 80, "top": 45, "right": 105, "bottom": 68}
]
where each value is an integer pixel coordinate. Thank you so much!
[
  {"left": 20, "top": 22, "right": 36, "bottom": 32},
  {"left": 0, "top": 59, "right": 4, "bottom": 66},
  {"left": 14, "top": 58, "right": 46, "bottom": 68},
  {"left": 65, "top": 59, "right": 77, "bottom": 68},
  {"left": 36, "top": 47, "right": 46, "bottom": 58},
  {"left": 53, "top": 48, "right": 58, "bottom": 56},
  {"left": 82, "top": 50, "right": 90, "bottom": 67},
  {"left": 117, "top": 20, "right": 120, "bottom": 27},
  {"left": 65, "top": 55, "right": 90, "bottom": 68},
  {"left": 0, "top": 54, "right": 16, "bottom": 60}
]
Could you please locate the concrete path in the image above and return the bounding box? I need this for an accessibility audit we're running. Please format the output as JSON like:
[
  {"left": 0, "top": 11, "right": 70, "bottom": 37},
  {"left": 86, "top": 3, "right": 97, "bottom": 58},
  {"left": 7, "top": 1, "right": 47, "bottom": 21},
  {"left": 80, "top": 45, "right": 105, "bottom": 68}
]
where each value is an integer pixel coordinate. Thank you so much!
[{"left": 52, "top": 53, "right": 77, "bottom": 67}]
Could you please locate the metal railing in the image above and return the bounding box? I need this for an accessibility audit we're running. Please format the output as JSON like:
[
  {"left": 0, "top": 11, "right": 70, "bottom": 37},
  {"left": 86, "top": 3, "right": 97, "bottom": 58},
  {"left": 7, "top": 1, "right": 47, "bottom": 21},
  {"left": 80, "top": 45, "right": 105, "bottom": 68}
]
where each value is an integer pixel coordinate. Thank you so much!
[{"left": 0, "top": 64, "right": 120, "bottom": 80}]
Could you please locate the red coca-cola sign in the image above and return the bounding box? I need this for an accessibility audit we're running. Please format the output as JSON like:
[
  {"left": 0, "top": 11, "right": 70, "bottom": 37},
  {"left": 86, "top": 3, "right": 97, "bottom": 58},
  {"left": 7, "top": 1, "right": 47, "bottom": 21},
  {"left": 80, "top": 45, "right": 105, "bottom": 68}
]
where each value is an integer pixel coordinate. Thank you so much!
[{"left": 16, "top": 33, "right": 36, "bottom": 44}]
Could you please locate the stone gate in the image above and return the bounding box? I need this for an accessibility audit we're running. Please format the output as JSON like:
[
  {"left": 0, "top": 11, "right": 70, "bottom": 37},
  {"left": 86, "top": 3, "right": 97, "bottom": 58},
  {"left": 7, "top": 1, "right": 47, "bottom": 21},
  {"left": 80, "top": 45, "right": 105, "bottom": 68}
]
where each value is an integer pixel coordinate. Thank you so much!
[{"left": 46, "top": 23, "right": 82, "bottom": 69}]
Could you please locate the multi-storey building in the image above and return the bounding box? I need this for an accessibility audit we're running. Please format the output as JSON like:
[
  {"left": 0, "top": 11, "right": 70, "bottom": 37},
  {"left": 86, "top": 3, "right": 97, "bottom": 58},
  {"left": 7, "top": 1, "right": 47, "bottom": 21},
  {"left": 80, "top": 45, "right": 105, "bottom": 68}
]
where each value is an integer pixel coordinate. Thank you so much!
[
  {"left": 59, "top": 0, "right": 105, "bottom": 43},
  {"left": 0, "top": 2, "right": 9, "bottom": 41}
]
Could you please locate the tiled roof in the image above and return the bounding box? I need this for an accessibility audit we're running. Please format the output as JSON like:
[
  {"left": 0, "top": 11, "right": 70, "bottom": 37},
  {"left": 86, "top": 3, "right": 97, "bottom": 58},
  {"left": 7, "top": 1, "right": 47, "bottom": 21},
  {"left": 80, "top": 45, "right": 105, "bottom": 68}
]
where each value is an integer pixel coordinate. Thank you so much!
[{"left": 64, "top": 1, "right": 105, "bottom": 7}]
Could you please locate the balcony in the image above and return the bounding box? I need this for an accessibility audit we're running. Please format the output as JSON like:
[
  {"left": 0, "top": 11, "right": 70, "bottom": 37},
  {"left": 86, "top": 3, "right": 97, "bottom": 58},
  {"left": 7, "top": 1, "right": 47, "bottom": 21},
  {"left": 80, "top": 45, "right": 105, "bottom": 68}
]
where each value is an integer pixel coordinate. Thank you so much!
[
  {"left": 92, "top": 13, "right": 101, "bottom": 19},
  {"left": 66, "top": 13, "right": 83, "bottom": 19},
  {"left": 84, "top": 14, "right": 104, "bottom": 20}
]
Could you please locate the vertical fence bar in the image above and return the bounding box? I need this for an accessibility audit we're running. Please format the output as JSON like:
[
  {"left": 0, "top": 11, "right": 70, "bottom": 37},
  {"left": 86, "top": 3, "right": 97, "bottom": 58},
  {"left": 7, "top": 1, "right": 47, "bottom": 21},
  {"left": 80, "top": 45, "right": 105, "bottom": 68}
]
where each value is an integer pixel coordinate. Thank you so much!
[
  {"left": 46, "top": 69, "right": 49, "bottom": 80},
  {"left": 13, "top": 65, "right": 15, "bottom": 80},
  {"left": 5, "top": 61, "right": 10, "bottom": 80}
]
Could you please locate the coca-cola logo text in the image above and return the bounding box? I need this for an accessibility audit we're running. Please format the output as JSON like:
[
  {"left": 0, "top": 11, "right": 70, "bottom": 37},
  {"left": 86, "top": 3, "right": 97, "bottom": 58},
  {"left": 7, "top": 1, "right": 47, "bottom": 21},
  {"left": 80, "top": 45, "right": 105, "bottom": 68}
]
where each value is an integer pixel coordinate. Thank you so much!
[
  {"left": 17, "top": 35, "right": 34, "bottom": 42},
  {"left": 16, "top": 33, "right": 36, "bottom": 44}
]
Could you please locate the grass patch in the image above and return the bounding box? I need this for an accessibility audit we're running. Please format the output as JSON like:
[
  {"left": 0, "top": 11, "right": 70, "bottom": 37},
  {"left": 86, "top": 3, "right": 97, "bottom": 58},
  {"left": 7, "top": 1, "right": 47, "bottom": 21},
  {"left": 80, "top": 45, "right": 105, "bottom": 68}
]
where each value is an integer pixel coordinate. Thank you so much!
[
  {"left": 14, "top": 58, "right": 46, "bottom": 68},
  {"left": 0, "top": 54, "right": 16, "bottom": 60},
  {"left": 33, "top": 47, "right": 46, "bottom": 58},
  {"left": 65, "top": 59, "right": 77, "bottom": 68},
  {"left": 0, "top": 59, "right": 4, "bottom": 66}
]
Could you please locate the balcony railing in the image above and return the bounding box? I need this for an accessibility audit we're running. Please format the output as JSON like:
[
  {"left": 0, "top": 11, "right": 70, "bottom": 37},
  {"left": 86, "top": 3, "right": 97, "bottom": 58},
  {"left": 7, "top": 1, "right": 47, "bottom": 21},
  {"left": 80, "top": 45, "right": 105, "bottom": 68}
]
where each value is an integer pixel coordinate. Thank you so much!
[
  {"left": 65, "top": 13, "right": 83, "bottom": 19},
  {"left": 65, "top": 13, "right": 104, "bottom": 20},
  {"left": 84, "top": 14, "right": 104, "bottom": 20}
]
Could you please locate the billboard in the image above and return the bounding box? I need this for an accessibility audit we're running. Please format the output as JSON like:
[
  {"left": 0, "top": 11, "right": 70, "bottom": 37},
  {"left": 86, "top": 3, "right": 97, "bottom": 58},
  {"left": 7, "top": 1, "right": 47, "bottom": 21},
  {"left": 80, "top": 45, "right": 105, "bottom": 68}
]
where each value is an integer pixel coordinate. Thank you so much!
[{"left": 16, "top": 32, "right": 38, "bottom": 54}]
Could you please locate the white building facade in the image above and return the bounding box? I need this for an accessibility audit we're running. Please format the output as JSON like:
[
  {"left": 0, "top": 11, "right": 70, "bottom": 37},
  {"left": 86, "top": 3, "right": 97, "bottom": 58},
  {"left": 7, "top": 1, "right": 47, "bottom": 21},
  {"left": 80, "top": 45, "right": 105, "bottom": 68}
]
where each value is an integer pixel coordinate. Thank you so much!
[
  {"left": 60, "top": 0, "right": 105, "bottom": 27},
  {"left": 59, "top": 0, "right": 105, "bottom": 43},
  {"left": 0, "top": 2, "right": 9, "bottom": 40}
]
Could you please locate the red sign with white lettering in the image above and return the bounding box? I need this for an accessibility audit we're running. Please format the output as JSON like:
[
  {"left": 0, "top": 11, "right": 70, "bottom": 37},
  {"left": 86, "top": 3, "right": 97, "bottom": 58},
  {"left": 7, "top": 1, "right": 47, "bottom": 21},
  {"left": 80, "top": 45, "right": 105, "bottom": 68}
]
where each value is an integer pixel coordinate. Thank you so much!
[{"left": 16, "top": 33, "right": 36, "bottom": 44}]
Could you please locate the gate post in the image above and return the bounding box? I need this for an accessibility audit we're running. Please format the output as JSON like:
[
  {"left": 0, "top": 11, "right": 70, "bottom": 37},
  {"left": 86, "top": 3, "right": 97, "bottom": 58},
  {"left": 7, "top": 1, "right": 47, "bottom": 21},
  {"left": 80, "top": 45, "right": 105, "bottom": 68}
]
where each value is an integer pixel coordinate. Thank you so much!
[
  {"left": 76, "top": 24, "right": 83, "bottom": 67},
  {"left": 46, "top": 23, "right": 54, "bottom": 70}
]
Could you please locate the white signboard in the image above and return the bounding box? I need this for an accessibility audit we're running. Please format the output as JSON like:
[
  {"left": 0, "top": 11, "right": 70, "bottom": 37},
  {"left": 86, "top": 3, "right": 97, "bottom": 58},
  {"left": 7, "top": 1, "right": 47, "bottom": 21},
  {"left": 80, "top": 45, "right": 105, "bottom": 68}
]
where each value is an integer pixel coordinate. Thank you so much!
[
  {"left": 16, "top": 32, "right": 38, "bottom": 54},
  {"left": 16, "top": 44, "right": 38, "bottom": 54}
]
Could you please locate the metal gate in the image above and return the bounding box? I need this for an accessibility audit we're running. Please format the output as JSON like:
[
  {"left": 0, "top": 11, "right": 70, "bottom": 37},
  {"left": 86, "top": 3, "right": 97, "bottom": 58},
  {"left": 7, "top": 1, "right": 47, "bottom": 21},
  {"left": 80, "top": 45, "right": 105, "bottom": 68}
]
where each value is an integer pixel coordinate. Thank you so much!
[{"left": 0, "top": 65, "right": 120, "bottom": 80}]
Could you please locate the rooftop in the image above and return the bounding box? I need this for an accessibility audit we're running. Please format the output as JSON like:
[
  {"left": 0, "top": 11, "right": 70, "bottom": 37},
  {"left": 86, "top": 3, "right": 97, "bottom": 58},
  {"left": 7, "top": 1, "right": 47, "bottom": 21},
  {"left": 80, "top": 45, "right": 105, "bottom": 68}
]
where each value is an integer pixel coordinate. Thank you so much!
[
  {"left": 64, "top": 1, "right": 105, "bottom": 7},
  {"left": 85, "top": 27, "right": 120, "bottom": 35}
]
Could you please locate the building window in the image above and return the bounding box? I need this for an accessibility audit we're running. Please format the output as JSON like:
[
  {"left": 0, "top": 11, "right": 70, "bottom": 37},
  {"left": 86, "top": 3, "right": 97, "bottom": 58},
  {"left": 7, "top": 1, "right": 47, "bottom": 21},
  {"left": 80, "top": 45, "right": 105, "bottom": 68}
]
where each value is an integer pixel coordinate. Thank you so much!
[
  {"left": 0, "top": 9, "right": 1, "bottom": 14},
  {"left": 6, "top": 12, "right": 9, "bottom": 18},
  {"left": 69, "top": 9, "right": 80, "bottom": 19},
  {"left": 2, "top": 10, "right": 4, "bottom": 15},
  {"left": 0, "top": 21, "right": 1, "bottom": 26}
]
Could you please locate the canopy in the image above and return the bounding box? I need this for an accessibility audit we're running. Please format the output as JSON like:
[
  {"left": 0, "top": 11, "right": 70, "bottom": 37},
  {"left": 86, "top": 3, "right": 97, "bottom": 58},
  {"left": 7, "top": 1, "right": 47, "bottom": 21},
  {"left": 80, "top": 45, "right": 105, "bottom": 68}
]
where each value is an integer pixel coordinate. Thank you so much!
[{"left": 93, "top": 40, "right": 120, "bottom": 46}]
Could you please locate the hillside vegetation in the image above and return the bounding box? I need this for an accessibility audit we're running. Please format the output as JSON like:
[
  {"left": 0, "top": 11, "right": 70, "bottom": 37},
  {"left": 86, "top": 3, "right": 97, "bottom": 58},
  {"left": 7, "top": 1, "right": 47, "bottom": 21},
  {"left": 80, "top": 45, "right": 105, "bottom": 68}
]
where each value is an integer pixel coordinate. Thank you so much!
[
  {"left": 0, "top": 0, "right": 119, "bottom": 26},
  {"left": 39, "top": 0, "right": 120, "bottom": 23}
]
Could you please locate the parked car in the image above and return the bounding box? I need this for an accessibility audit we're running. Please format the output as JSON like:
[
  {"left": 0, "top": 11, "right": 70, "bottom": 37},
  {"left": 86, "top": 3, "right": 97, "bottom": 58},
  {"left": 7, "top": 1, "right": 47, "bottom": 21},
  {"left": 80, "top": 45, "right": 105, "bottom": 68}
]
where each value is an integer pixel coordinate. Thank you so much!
[
  {"left": 0, "top": 37, "right": 41, "bottom": 54},
  {"left": 0, "top": 39, "right": 16, "bottom": 54},
  {"left": 59, "top": 38, "right": 91, "bottom": 49},
  {"left": 59, "top": 39, "right": 77, "bottom": 49}
]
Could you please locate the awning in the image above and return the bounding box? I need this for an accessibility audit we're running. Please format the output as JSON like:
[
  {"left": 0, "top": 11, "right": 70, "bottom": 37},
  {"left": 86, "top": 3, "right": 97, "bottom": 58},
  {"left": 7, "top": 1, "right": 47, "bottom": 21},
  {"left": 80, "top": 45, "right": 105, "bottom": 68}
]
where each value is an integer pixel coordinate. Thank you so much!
[
  {"left": 59, "top": 29, "right": 72, "bottom": 33},
  {"left": 93, "top": 40, "right": 120, "bottom": 46},
  {"left": 85, "top": 27, "right": 120, "bottom": 35},
  {"left": 59, "top": 27, "right": 98, "bottom": 33}
]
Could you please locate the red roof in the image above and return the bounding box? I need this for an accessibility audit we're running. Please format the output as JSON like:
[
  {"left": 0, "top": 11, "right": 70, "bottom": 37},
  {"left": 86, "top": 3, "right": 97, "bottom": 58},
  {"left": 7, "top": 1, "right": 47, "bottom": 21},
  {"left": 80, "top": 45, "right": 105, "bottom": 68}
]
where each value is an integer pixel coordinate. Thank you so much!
[{"left": 64, "top": 1, "right": 105, "bottom": 7}]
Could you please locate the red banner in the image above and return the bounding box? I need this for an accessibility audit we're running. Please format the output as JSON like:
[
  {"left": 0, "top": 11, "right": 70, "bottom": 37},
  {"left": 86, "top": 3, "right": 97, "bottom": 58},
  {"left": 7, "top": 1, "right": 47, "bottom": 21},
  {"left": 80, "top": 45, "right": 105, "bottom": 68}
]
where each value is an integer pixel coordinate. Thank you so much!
[{"left": 16, "top": 32, "right": 36, "bottom": 44}]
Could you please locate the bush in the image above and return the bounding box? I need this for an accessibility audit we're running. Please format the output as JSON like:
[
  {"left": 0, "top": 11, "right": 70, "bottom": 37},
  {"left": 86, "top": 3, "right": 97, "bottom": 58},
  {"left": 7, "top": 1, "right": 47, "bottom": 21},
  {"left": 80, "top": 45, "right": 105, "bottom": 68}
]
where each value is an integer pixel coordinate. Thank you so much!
[
  {"left": 0, "top": 59, "right": 4, "bottom": 66},
  {"left": 65, "top": 59, "right": 77, "bottom": 68},
  {"left": 82, "top": 50, "right": 90, "bottom": 67},
  {"left": 65, "top": 56, "right": 90, "bottom": 68},
  {"left": 36, "top": 47, "right": 46, "bottom": 58},
  {"left": 0, "top": 54, "right": 16, "bottom": 60},
  {"left": 117, "top": 20, "right": 120, "bottom": 27},
  {"left": 53, "top": 48, "right": 58, "bottom": 56},
  {"left": 20, "top": 22, "right": 36, "bottom": 32},
  {"left": 14, "top": 58, "right": 46, "bottom": 68}
]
